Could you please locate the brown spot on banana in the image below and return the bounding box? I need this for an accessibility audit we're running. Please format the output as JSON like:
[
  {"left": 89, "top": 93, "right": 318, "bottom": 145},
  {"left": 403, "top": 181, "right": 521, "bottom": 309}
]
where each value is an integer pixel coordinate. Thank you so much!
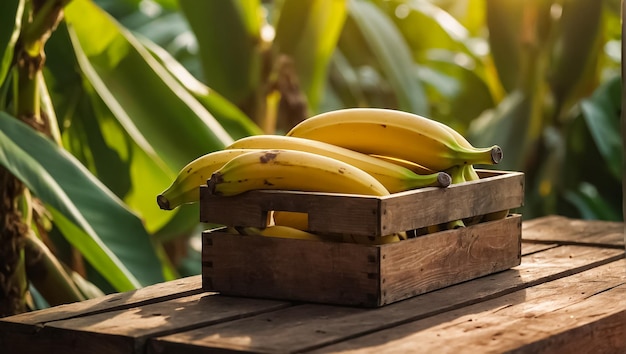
[{"left": 259, "top": 151, "right": 279, "bottom": 163}]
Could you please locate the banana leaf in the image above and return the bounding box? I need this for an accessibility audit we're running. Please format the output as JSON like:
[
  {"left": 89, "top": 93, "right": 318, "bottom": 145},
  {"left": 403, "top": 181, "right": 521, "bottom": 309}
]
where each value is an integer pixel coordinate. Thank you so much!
[
  {"left": 563, "top": 182, "right": 622, "bottom": 221},
  {"left": 0, "top": 112, "right": 165, "bottom": 291},
  {"left": 485, "top": 0, "right": 526, "bottom": 93},
  {"left": 417, "top": 54, "right": 494, "bottom": 130},
  {"left": 140, "top": 36, "right": 263, "bottom": 139},
  {"left": 467, "top": 90, "right": 535, "bottom": 171},
  {"left": 178, "top": 0, "right": 262, "bottom": 107},
  {"left": 347, "top": 0, "right": 429, "bottom": 116},
  {"left": 273, "top": 0, "right": 348, "bottom": 111},
  {"left": 376, "top": 0, "right": 472, "bottom": 59},
  {"left": 0, "top": 0, "right": 24, "bottom": 85},
  {"left": 579, "top": 75, "right": 622, "bottom": 180},
  {"left": 64, "top": 0, "right": 234, "bottom": 173},
  {"left": 325, "top": 49, "right": 367, "bottom": 110},
  {"left": 45, "top": 23, "right": 176, "bottom": 234},
  {"left": 548, "top": 0, "right": 604, "bottom": 113},
  {"left": 438, "top": 0, "right": 485, "bottom": 36}
]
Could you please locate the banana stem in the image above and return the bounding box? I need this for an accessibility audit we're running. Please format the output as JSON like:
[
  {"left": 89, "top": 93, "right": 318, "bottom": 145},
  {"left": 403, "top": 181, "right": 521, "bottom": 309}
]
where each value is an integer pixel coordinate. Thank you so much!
[{"left": 24, "top": 230, "right": 86, "bottom": 306}]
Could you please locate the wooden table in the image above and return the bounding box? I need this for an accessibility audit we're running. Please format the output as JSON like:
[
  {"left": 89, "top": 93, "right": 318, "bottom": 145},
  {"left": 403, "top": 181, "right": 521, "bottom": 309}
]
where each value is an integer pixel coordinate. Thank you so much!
[{"left": 1, "top": 215, "right": 625, "bottom": 354}]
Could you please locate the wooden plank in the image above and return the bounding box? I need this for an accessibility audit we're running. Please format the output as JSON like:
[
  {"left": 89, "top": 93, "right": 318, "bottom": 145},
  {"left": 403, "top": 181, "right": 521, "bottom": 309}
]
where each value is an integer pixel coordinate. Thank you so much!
[
  {"left": 149, "top": 245, "right": 624, "bottom": 353},
  {"left": 379, "top": 215, "right": 521, "bottom": 305},
  {"left": 521, "top": 242, "right": 558, "bottom": 256},
  {"left": 200, "top": 171, "right": 524, "bottom": 236},
  {"left": 200, "top": 186, "right": 382, "bottom": 234},
  {"left": 523, "top": 215, "right": 625, "bottom": 248},
  {"left": 310, "top": 260, "right": 626, "bottom": 354},
  {"left": 0, "top": 275, "right": 203, "bottom": 333},
  {"left": 0, "top": 293, "right": 291, "bottom": 354},
  {"left": 380, "top": 171, "right": 524, "bottom": 232},
  {"left": 203, "top": 230, "right": 381, "bottom": 306},
  {"left": 203, "top": 216, "right": 521, "bottom": 307}
]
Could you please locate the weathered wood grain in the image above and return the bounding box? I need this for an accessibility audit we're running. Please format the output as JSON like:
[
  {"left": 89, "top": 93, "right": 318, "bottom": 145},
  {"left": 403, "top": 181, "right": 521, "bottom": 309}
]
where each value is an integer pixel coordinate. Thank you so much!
[
  {"left": 200, "top": 171, "right": 524, "bottom": 236},
  {"left": 379, "top": 215, "right": 521, "bottom": 305},
  {"left": 309, "top": 259, "right": 626, "bottom": 354},
  {"left": 523, "top": 215, "right": 625, "bottom": 248},
  {"left": 379, "top": 170, "right": 524, "bottom": 233},
  {"left": 0, "top": 293, "right": 290, "bottom": 354},
  {"left": 203, "top": 230, "right": 381, "bottom": 306},
  {"left": 200, "top": 186, "right": 383, "bottom": 234},
  {"left": 149, "top": 245, "right": 624, "bottom": 354},
  {"left": 0, "top": 275, "right": 202, "bottom": 332},
  {"left": 521, "top": 242, "right": 558, "bottom": 255},
  {"left": 202, "top": 215, "right": 521, "bottom": 307}
]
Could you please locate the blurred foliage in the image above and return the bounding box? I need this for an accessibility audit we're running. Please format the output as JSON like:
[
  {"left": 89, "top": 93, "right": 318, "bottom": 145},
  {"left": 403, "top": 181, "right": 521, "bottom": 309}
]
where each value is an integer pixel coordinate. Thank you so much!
[{"left": 0, "top": 0, "right": 621, "bottom": 312}]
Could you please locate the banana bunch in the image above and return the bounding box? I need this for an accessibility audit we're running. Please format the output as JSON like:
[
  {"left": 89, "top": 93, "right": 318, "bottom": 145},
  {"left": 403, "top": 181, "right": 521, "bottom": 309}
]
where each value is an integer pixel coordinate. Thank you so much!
[
  {"left": 286, "top": 108, "right": 502, "bottom": 171},
  {"left": 157, "top": 107, "right": 505, "bottom": 244}
]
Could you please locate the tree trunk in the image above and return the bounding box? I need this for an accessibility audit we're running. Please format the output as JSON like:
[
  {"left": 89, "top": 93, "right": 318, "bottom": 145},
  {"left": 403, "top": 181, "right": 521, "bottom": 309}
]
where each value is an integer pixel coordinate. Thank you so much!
[{"left": 0, "top": 168, "right": 28, "bottom": 317}]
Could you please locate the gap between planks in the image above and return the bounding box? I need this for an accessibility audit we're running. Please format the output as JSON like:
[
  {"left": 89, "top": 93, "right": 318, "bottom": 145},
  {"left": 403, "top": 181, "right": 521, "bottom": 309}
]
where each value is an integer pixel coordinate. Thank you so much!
[
  {"left": 0, "top": 275, "right": 205, "bottom": 330},
  {"left": 522, "top": 215, "right": 625, "bottom": 249},
  {"left": 147, "top": 245, "right": 625, "bottom": 354},
  {"left": 306, "top": 261, "right": 626, "bottom": 354}
]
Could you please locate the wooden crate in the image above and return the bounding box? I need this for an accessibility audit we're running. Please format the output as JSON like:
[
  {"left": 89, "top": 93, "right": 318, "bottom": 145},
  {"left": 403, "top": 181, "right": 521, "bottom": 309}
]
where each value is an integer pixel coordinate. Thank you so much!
[{"left": 200, "top": 170, "right": 524, "bottom": 307}]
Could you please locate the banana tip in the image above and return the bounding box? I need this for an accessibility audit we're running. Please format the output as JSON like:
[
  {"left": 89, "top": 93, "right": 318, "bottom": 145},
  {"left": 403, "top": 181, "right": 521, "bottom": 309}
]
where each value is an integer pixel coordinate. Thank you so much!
[
  {"left": 491, "top": 146, "right": 503, "bottom": 164},
  {"left": 156, "top": 195, "right": 171, "bottom": 210},
  {"left": 437, "top": 172, "right": 452, "bottom": 188}
]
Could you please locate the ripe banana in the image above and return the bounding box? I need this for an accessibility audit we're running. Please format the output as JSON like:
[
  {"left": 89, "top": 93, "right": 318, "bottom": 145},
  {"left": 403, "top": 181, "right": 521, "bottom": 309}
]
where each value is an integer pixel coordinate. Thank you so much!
[
  {"left": 369, "top": 155, "right": 435, "bottom": 175},
  {"left": 234, "top": 225, "right": 337, "bottom": 241},
  {"left": 226, "top": 135, "right": 451, "bottom": 193},
  {"left": 157, "top": 149, "right": 262, "bottom": 210},
  {"left": 286, "top": 108, "right": 502, "bottom": 171},
  {"left": 207, "top": 149, "right": 392, "bottom": 197},
  {"left": 273, "top": 211, "right": 309, "bottom": 230}
]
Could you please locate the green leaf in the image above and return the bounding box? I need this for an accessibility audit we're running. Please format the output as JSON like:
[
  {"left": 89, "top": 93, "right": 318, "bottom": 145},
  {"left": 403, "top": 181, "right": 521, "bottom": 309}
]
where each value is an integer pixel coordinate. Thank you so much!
[
  {"left": 0, "top": 112, "right": 165, "bottom": 291},
  {"left": 45, "top": 23, "right": 177, "bottom": 234},
  {"left": 140, "top": 36, "right": 263, "bottom": 139},
  {"left": 347, "top": 0, "right": 429, "bottom": 115},
  {"left": 0, "top": 0, "right": 24, "bottom": 84},
  {"left": 437, "top": 0, "right": 486, "bottom": 36},
  {"left": 418, "top": 52, "right": 494, "bottom": 129},
  {"left": 273, "top": 0, "right": 348, "bottom": 110},
  {"left": 467, "top": 90, "right": 535, "bottom": 171},
  {"left": 377, "top": 0, "right": 472, "bottom": 59},
  {"left": 563, "top": 182, "right": 622, "bottom": 221},
  {"left": 548, "top": 0, "right": 604, "bottom": 112},
  {"left": 488, "top": 0, "right": 552, "bottom": 94},
  {"left": 325, "top": 49, "right": 367, "bottom": 109},
  {"left": 579, "top": 75, "right": 622, "bottom": 180},
  {"left": 64, "top": 0, "right": 234, "bottom": 172},
  {"left": 178, "top": 0, "right": 263, "bottom": 106}
]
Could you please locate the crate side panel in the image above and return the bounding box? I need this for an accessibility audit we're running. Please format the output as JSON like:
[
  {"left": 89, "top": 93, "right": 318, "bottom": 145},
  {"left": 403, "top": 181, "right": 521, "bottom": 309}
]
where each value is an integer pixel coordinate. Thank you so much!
[
  {"left": 381, "top": 172, "right": 524, "bottom": 233},
  {"left": 201, "top": 188, "right": 381, "bottom": 235},
  {"left": 379, "top": 215, "right": 522, "bottom": 305},
  {"left": 200, "top": 186, "right": 269, "bottom": 227},
  {"left": 203, "top": 231, "right": 381, "bottom": 306}
]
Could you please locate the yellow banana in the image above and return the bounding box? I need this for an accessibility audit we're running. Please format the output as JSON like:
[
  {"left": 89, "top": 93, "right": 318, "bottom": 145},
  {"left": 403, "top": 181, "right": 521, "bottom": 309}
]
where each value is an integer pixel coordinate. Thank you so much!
[
  {"left": 226, "top": 135, "right": 451, "bottom": 193},
  {"left": 157, "top": 149, "right": 262, "bottom": 210},
  {"left": 286, "top": 108, "right": 502, "bottom": 171},
  {"left": 235, "top": 225, "right": 336, "bottom": 241},
  {"left": 207, "top": 149, "right": 392, "bottom": 197},
  {"left": 273, "top": 211, "right": 309, "bottom": 230},
  {"left": 369, "top": 154, "right": 435, "bottom": 175},
  {"left": 260, "top": 225, "right": 331, "bottom": 241}
]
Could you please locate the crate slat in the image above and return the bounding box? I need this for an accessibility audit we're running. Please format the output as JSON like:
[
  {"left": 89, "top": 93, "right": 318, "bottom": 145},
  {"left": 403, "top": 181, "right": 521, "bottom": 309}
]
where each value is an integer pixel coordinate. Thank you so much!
[
  {"left": 203, "top": 215, "right": 522, "bottom": 307},
  {"left": 200, "top": 170, "right": 524, "bottom": 236},
  {"left": 200, "top": 170, "right": 525, "bottom": 307}
]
